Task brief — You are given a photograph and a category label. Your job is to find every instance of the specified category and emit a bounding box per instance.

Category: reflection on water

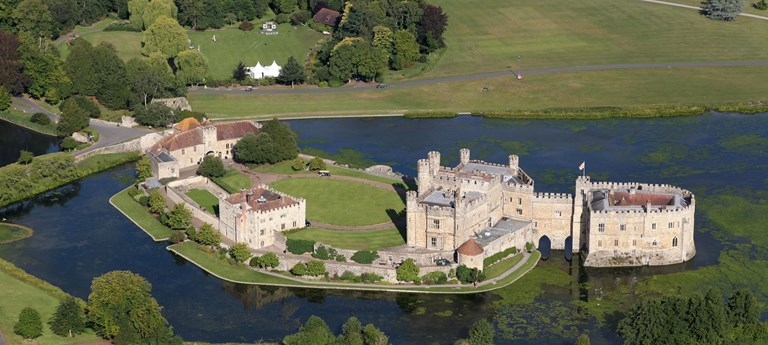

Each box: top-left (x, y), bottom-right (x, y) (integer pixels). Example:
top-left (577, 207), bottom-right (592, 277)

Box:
top-left (0, 113), bottom-right (767, 344)
top-left (0, 119), bottom-right (59, 166)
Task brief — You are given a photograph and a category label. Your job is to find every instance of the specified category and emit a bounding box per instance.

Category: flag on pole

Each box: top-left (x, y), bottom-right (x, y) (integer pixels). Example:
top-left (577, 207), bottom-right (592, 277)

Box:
top-left (578, 161), bottom-right (585, 171)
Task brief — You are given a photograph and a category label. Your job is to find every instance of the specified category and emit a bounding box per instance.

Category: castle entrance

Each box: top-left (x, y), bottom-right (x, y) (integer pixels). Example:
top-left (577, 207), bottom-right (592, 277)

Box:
top-left (564, 236), bottom-right (573, 261)
top-left (538, 235), bottom-right (551, 259)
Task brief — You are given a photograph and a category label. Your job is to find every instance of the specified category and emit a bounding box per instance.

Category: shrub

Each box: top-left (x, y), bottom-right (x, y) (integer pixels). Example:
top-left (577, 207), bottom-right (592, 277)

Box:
top-left (290, 262), bottom-right (307, 275)
top-left (421, 271), bottom-right (447, 285)
top-left (256, 252), bottom-right (279, 268)
top-left (305, 260), bottom-right (326, 276)
top-left (198, 155), bottom-right (225, 178)
top-left (351, 250), bottom-right (379, 264)
top-left (308, 157), bottom-right (327, 171)
top-left (239, 21), bottom-right (254, 31)
top-left (456, 265), bottom-right (485, 284)
top-left (483, 247), bottom-right (516, 268)
top-left (59, 137), bottom-right (80, 151)
top-left (275, 13), bottom-right (290, 24)
top-left (159, 212), bottom-right (169, 226)
top-left (290, 10), bottom-right (311, 25)
top-left (756, 0), bottom-right (768, 9)
top-left (185, 227), bottom-right (197, 242)
top-left (525, 242), bottom-right (534, 252)
top-left (396, 258), bottom-right (419, 282)
top-left (148, 190), bottom-right (165, 214)
top-left (286, 238), bottom-right (315, 255)
top-left (138, 195), bottom-right (149, 206)
top-left (30, 113), bottom-right (51, 125)
top-left (229, 242), bottom-right (251, 263)
top-left (127, 186), bottom-right (142, 198)
top-left (249, 256), bottom-right (260, 267)
top-left (196, 223), bottom-right (221, 248)
top-left (340, 271), bottom-right (356, 281)
top-left (291, 157), bottom-right (305, 171)
top-left (17, 150), bottom-right (33, 165)
top-left (14, 307), bottom-right (42, 340)
top-left (103, 21), bottom-right (142, 31)
top-left (167, 204), bottom-right (192, 230)
top-left (335, 254), bottom-right (345, 262)
top-left (169, 230), bottom-right (185, 244)
top-left (359, 272), bottom-right (383, 283)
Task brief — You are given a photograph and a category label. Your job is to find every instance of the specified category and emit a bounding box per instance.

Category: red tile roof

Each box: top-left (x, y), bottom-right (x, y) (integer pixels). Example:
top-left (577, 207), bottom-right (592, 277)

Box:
top-left (313, 8), bottom-right (341, 26)
top-left (226, 188), bottom-right (297, 212)
top-left (610, 192), bottom-right (675, 206)
top-left (215, 121), bottom-right (260, 141)
top-left (457, 238), bottom-right (484, 256)
top-left (158, 130), bottom-right (203, 152)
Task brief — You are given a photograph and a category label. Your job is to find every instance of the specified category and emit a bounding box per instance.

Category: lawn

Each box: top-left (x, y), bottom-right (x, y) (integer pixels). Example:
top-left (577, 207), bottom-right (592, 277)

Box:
top-left (211, 169), bottom-right (251, 193)
top-left (269, 178), bottom-right (405, 226)
top-left (484, 254), bottom-right (524, 280)
top-left (58, 30), bottom-right (144, 61)
top-left (187, 26), bottom-right (324, 80)
top-left (0, 109), bottom-right (57, 136)
top-left (110, 187), bottom-right (173, 241)
top-left (189, 66), bottom-right (768, 117)
top-left (0, 261), bottom-right (101, 345)
top-left (428, 0), bottom-right (768, 78)
top-left (76, 151), bottom-right (141, 173)
top-left (250, 160), bottom-right (408, 188)
top-left (0, 223), bottom-right (32, 244)
top-left (186, 188), bottom-right (219, 215)
top-left (285, 227), bottom-right (405, 250)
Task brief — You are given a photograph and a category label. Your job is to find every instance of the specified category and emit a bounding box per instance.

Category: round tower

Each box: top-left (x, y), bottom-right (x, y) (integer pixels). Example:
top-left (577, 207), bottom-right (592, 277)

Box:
top-left (460, 148), bottom-right (470, 165)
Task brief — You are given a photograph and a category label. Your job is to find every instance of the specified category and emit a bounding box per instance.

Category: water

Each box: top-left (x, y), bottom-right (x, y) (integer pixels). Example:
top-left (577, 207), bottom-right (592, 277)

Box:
top-left (0, 119), bottom-right (59, 166)
top-left (1, 113), bottom-right (766, 344)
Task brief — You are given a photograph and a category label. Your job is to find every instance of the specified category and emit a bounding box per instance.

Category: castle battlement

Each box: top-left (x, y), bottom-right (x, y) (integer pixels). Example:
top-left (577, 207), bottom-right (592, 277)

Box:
top-left (504, 183), bottom-right (534, 193)
top-left (587, 181), bottom-right (693, 197)
top-left (534, 192), bottom-right (573, 203)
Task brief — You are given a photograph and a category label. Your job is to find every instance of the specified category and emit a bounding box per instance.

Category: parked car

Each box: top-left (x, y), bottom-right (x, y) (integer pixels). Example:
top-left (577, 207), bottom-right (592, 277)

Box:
top-left (305, 219), bottom-right (311, 227)
top-left (436, 258), bottom-right (451, 266)
top-left (245, 86), bottom-right (253, 92)
top-left (376, 83), bottom-right (388, 89)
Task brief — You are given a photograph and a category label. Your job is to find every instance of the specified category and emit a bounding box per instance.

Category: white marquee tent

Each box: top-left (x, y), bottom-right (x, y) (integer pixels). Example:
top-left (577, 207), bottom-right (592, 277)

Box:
top-left (247, 61), bottom-right (282, 79)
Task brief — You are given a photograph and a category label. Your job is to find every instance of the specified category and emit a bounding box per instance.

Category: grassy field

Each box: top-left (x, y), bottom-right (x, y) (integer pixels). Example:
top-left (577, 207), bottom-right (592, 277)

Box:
top-left (0, 223), bottom-right (32, 244)
top-left (76, 151), bottom-right (141, 174)
top-left (250, 160), bottom-right (407, 187)
top-left (660, 0), bottom-right (768, 16)
top-left (269, 179), bottom-right (404, 226)
top-left (484, 254), bottom-right (524, 280)
top-left (0, 262), bottom-right (101, 345)
top-left (186, 188), bottom-right (219, 215)
top-left (190, 66), bottom-right (768, 117)
top-left (187, 26), bottom-right (324, 80)
top-left (285, 227), bottom-right (405, 250)
top-left (110, 188), bottom-right (173, 241)
top-left (0, 109), bottom-right (57, 136)
top-left (59, 30), bottom-right (144, 61)
top-left (428, 0), bottom-right (768, 78)
top-left (211, 169), bottom-right (251, 193)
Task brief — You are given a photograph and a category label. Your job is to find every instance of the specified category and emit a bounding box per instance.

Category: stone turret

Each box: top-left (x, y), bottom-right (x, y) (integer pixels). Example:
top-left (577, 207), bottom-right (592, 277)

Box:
top-left (571, 175), bottom-right (591, 253)
top-left (406, 190), bottom-right (418, 245)
top-left (428, 151), bottom-right (441, 174)
top-left (417, 159), bottom-right (432, 194)
top-left (460, 148), bottom-right (470, 165)
top-left (201, 125), bottom-right (217, 148)
top-left (509, 155), bottom-right (519, 175)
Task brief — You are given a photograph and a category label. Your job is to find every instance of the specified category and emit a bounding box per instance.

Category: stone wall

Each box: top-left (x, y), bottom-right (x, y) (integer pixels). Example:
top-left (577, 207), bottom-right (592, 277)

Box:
top-left (531, 192), bottom-right (574, 251)
top-left (165, 177), bottom-right (221, 229)
top-left (75, 132), bottom-right (164, 162)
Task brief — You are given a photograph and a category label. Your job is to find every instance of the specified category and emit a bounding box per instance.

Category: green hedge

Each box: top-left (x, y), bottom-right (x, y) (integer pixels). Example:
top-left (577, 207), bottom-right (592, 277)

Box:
top-left (421, 271), bottom-right (448, 285)
top-left (286, 238), bottom-right (315, 255)
top-left (404, 111), bottom-right (458, 119)
top-left (480, 105), bottom-right (707, 119)
top-left (351, 250), bottom-right (379, 264)
top-left (484, 247), bottom-right (517, 268)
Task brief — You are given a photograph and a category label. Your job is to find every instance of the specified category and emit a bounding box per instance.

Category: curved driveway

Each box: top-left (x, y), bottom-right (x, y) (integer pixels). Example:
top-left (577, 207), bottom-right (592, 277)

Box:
top-left (191, 60), bottom-right (768, 96)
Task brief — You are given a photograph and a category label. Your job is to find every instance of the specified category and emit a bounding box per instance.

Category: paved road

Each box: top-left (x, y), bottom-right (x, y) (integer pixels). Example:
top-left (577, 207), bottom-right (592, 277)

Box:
top-left (0, 330), bottom-right (6, 345)
top-left (641, 0), bottom-right (768, 20)
top-left (191, 60), bottom-right (768, 96)
top-left (12, 97), bottom-right (152, 156)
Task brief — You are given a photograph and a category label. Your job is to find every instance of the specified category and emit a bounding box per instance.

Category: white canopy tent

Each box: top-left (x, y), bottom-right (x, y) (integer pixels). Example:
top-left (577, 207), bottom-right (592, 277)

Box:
top-left (247, 61), bottom-right (282, 79)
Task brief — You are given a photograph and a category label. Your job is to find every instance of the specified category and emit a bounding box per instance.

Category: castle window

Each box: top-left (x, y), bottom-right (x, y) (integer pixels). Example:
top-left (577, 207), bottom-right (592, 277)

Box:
top-left (516, 208), bottom-right (523, 215)
top-left (614, 239), bottom-right (619, 246)
top-left (260, 229), bottom-right (265, 235)
top-left (190, 158), bottom-right (193, 163)
top-left (182, 149), bottom-right (185, 155)
top-left (652, 223), bottom-right (656, 230)
top-left (193, 146), bottom-right (196, 152)
top-left (620, 224), bottom-right (626, 231)
top-left (281, 223), bottom-right (285, 230)
top-left (652, 240), bottom-right (658, 246)
top-left (293, 221), bottom-right (297, 227)
top-left (533, 222), bottom-right (538, 228)
top-left (555, 211), bottom-right (562, 217)
top-left (668, 222), bottom-right (674, 229)
top-left (260, 240), bottom-right (264, 247)
top-left (632, 239), bottom-right (637, 246)
top-left (598, 240), bottom-right (602, 247)
top-left (672, 237), bottom-right (678, 247)
top-left (430, 237), bottom-right (441, 249)
top-left (430, 219), bottom-right (441, 229)
top-left (598, 223), bottom-right (605, 232)
top-left (517, 198), bottom-right (522, 205)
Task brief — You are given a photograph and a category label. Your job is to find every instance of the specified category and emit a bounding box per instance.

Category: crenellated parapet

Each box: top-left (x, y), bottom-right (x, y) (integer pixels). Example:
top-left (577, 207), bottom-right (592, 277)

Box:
top-left (504, 182), bottom-right (534, 194)
top-left (534, 192), bottom-right (573, 203)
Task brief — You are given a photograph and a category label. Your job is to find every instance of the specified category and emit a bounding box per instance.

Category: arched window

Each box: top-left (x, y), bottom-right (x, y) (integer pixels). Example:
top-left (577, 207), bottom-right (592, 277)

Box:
top-left (652, 240), bottom-right (657, 246)
top-left (672, 237), bottom-right (678, 247)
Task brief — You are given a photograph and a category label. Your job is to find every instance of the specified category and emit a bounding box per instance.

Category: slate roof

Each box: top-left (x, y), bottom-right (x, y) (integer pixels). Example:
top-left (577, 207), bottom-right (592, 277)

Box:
top-left (215, 121), bottom-right (260, 141)
top-left (313, 8), bottom-right (341, 26)
top-left (457, 238), bottom-right (484, 256)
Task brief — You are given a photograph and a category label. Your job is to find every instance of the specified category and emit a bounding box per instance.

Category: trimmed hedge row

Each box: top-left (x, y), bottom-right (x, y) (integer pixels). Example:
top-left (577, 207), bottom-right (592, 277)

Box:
top-left (351, 250), bottom-right (379, 264)
top-left (286, 238), bottom-right (315, 255)
top-left (483, 246), bottom-right (517, 268)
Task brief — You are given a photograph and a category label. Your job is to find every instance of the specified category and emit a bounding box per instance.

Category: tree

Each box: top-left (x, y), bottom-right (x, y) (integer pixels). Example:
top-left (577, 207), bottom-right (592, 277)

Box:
top-left (198, 155), bottom-right (225, 177)
top-left (391, 29), bottom-right (419, 70)
top-left (261, 118), bottom-right (298, 161)
top-left (362, 323), bottom-right (389, 345)
top-left (143, 0), bottom-right (178, 28)
top-left (175, 50), bottom-right (209, 85)
top-left (283, 316), bottom-right (336, 345)
top-left (305, 260), bottom-right (327, 275)
top-left (134, 103), bottom-right (175, 127)
top-left (575, 334), bottom-right (590, 345)
top-left (49, 297), bottom-right (86, 337)
top-left (92, 42), bottom-right (131, 109)
top-left (57, 100), bottom-right (90, 137)
top-left (17, 150), bottom-right (33, 164)
top-left (256, 252), bottom-right (279, 268)
top-left (232, 61), bottom-right (248, 81)
top-left (233, 132), bottom-right (277, 164)
top-left (128, 0), bottom-right (148, 28)
top-left (142, 16), bottom-right (188, 58)
top-left (468, 319), bottom-right (494, 345)
top-left (396, 258), bottom-right (419, 282)
top-left (87, 271), bottom-right (173, 341)
top-left (0, 31), bottom-right (28, 95)
top-left (136, 155), bottom-right (153, 181)
top-left (372, 25), bottom-right (394, 55)
top-left (65, 39), bottom-right (99, 96)
top-left (11, 0), bottom-right (57, 38)
top-left (0, 85), bottom-right (10, 111)
top-left (196, 223), bottom-right (221, 248)
top-left (291, 157), bottom-right (305, 171)
top-left (61, 96), bottom-right (101, 118)
top-left (277, 56), bottom-right (306, 87)
top-left (167, 203), bottom-right (192, 230)
top-left (126, 57), bottom-right (180, 108)
top-left (308, 157), bottom-right (327, 171)
top-left (339, 317), bottom-right (364, 345)
top-left (148, 189), bottom-right (166, 213)
top-left (13, 307), bottom-right (42, 340)
top-left (702, 0), bottom-right (744, 20)
top-left (229, 242), bottom-right (251, 263)
top-left (417, 4), bottom-right (448, 52)
top-left (17, 34), bottom-right (71, 101)
top-left (727, 289), bottom-right (759, 325)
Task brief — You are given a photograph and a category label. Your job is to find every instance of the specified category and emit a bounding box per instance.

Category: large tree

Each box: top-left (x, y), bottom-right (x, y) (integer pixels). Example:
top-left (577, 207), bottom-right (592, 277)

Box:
top-left (48, 297), bottom-right (87, 337)
top-left (57, 98), bottom-right (91, 137)
top-left (391, 29), bottom-right (419, 70)
top-left (261, 118), bottom-right (298, 161)
top-left (174, 49), bottom-right (209, 85)
top-left (13, 307), bottom-right (43, 340)
top-left (142, 15), bottom-right (188, 58)
top-left (468, 319), bottom-right (494, 345)
top-left (87, 271), bottom-right (174, 342)
top-left (233, 132), bottom-right (277, 164)
top-left (283, 316), bottom-right (336, 345)
top-left (166, 203), bottom-right (192, 230)
top-left (197, 155), bottom-right (224, 177)
top-left (92, 42), bottom-right (130, 109)
top-left (196, 223), bottom-right (221, 248)
top-left (0, 31), bottom-right (29, 94)
top-left (702, 0), bottom-right (744, 20)
top-left (18, 34), bottom-right (71, 101)
top-left (395, 258), bottom-right (419, 282)
top-left (126, 56), bottom-right (181, 108)
top-left (134, 102), bottom-right (175, 127)
top-left (65, 39), bottom-right (100, 96)
top-left (276, 56), bottom-right (305, 87)
top-left (0, 86), bottom-right (10, 111)
top-left (11, 0), bottom-right (57, 38)
top-left (142, 0), bottom-right (177, 28)
top-left (417, 4), bottom-right (447, 52)
top-left (232, 61), bottom-right (248, 81)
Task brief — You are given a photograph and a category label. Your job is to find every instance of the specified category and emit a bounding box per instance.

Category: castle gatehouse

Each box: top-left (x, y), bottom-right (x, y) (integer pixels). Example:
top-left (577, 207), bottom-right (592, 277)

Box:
top-left (406, 149), bottom-right (696, 267)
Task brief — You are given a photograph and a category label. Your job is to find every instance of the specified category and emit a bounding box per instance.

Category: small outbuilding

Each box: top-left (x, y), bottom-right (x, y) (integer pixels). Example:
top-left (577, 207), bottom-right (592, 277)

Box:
top-left (313, 8), bottom-right (341, 27)
top-left (457, 238), bottom-right (484, 271)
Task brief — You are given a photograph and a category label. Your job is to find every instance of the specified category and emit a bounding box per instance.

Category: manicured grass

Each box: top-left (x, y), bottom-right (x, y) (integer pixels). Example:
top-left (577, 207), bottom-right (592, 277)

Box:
top-left (186, 188), bottom-right (219, 215)
top-left (270, 179), bottom-right (405, 226)
top-left (58, 31), bottom-right (144, 61)
top-left (429, 0), bottom-right (768, 78)
top-left (169, 241), bottom-right (302, 285)
top-left (187, 26), bottom-right (324, 80)
top-left (73, 17), bottom-right (117, 34)
top-left (189, 66), bottom-right (768, 118)
top-left (0, 109), bottom-right (57, 136)
top-left (285, 227), bottom-right (405, 250)
top-left (110, 188), bottom-right (173, 241)
top-left (484, 254), bottom-right (524, 280)
top-left (211, 169), bottom-right (251, 193)
top-left (658, 0), bottom-right (768, 16)
top-left (0, 260), bottom-right (101, 345)
top-left (0, 223), bottom-right (32, 244)
top-left (76, 151), bottom-right (141, 173)
top-left (250, 160), bottom-right (407, 187)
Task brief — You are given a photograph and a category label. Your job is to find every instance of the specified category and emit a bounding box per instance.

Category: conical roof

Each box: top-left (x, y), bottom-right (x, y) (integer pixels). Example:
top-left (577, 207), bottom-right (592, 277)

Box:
top-left (457, 238), bottom-right (484, 256)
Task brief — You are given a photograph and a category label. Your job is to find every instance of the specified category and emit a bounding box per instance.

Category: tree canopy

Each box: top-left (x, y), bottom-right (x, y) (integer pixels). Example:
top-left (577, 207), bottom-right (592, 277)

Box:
top-left (396, 258), bottom-right (419, 282)
top-left (233, 132), bottom-right (277, 164)
top-left (702, 0), bottom-right (744, 20)
top-left (175, 49), bottom-right (209, 85)
top-left (261, 118), bottom-right (299, 161)
top-left (49, 297), bottom-right (87, 337)
top-left (13, 307), bottom-right (43, 340)
top-left (276, 56), bottom-right (306, 87)
top-left (142, 15), bottom-right (188, 58)
top-left (198, 155), bottom-right (225, 177)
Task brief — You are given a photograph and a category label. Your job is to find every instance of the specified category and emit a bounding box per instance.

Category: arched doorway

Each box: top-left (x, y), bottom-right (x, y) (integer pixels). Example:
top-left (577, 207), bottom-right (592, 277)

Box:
top-left (564, 236), bottom-right (573, 261)
top-left (538, 235), bottom-right (552, 260)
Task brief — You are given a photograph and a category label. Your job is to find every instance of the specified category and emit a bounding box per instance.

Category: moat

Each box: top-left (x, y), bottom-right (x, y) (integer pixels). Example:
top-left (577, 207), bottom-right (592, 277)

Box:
top-left (1, 113), bottom-right (767, 344)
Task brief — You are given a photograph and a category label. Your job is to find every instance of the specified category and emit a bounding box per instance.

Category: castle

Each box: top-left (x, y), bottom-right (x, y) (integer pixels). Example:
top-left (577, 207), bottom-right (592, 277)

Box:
top-left (406, 149), bottom-right (695, 268)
